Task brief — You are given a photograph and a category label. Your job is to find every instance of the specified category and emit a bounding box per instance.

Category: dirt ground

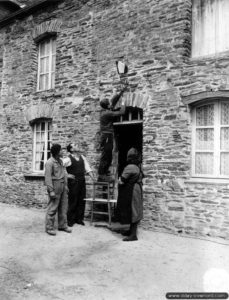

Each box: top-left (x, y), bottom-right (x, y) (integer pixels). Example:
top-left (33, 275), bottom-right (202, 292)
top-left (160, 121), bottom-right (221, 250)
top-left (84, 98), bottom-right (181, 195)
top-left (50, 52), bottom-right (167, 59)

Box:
top-left (1, 203), bottom-right (229, 300)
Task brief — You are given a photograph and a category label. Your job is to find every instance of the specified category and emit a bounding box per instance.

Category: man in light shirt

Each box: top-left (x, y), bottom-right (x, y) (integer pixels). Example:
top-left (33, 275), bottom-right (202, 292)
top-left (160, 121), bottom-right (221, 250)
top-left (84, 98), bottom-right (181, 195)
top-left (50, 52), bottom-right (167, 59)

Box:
top-left (63, 143), bottom-right (94, 227)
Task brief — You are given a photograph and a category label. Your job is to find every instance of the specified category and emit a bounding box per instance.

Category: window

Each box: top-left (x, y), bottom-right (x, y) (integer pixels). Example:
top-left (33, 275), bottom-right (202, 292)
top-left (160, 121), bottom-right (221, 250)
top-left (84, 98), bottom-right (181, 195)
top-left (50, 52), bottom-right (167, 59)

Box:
top-left (115, 107), bottom-right (143, 124)
top-left (37, 37), bottom-right (56, 91)
top-left (192, 0), bottom-right (229, 57)
top-left (33, 120), bottom-right (52, 172)
top-left (192, 100), bottom-right (229, 177)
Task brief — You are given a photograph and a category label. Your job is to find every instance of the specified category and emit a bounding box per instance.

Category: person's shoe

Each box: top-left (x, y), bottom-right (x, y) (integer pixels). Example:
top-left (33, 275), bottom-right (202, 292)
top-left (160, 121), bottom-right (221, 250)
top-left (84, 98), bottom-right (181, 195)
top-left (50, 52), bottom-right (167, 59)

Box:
top-left (76, 221), bottom-right (85, 226)
top-left (110, 228), bottom-right (122, 234)
top-left (58, 227), bottom-right (72, 233)
top-left (46, 230), bottom-right (56, 236)
top-left (68, 223), bottom-right (74, 227)
top-left (123, 235), bottom-right (138, 242)
top-left (121, 230), bottom-right (131, 236)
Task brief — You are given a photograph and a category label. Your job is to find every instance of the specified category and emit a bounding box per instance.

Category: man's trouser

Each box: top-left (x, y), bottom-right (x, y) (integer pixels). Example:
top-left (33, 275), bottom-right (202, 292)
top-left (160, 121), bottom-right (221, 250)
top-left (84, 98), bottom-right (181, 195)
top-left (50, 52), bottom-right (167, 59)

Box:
top-left (45, 180), bottom-right (68, 231)
top-left (98, 132), bottom-right (113, 175)
top-left (67, 178), bottom-right (86, 226)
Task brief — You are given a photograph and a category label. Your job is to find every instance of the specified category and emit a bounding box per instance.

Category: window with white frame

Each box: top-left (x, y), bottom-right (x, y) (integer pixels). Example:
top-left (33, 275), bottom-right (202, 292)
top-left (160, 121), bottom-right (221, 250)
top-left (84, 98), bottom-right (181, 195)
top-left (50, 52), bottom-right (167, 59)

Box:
top-left (115, 107), bottom-right (143, 124)
top-left (37, 37), bottom-right (56, 91)
top-left (192, 100), bottom-right (229, 177)
top-left (33, 120), bottom-right (52, 172)
top-left (192, 0), bottom-right (229, 57)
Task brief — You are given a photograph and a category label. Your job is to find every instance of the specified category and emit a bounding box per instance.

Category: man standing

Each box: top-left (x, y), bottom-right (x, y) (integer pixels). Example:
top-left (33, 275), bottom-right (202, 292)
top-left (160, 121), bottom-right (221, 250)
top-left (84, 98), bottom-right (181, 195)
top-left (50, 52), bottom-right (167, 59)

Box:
top-left (98, 88), bottom-right (127, 181)
top-left (45, 144), bottom-right (72, 236)
top-left (64, 143), bottom-right (94, 227)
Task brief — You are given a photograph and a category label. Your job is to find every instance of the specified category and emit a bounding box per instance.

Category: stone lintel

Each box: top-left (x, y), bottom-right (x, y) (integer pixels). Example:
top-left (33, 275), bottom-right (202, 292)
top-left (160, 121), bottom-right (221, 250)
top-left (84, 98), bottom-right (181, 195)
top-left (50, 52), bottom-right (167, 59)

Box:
top-left (183, 90), bottom-right (229, 105)
top-left (25, 103), bottom-right (56, 124)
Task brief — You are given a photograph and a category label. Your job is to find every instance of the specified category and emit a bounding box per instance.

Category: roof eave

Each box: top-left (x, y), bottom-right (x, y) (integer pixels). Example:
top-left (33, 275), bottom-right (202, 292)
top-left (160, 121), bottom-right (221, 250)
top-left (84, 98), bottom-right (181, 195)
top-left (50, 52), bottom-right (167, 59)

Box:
top-left (0, 0), bottom-right (63, 27)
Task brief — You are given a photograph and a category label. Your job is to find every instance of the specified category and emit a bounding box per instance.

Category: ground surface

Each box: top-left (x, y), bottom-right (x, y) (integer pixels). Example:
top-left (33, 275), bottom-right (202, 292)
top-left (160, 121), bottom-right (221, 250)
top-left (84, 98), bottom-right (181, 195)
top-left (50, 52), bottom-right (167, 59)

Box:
top-left (1, 203), bottom-right (229, 300)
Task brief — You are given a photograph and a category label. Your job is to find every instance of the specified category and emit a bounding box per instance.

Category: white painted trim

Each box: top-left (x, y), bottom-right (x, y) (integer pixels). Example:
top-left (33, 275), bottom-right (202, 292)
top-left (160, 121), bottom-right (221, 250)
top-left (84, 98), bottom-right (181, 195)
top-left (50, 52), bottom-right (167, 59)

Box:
top-left (185, 177), bottom-right (229, 185)
top-left (113, 120), bottom-right (143, 126)
top-left (191, 100), bottom-right (229, 179)
top-left (214, 101), bottom-right (220, 175)
top-left (37, 38), bottom-right (56, 91)
top-left (32, 120), bottom-right (52, 172)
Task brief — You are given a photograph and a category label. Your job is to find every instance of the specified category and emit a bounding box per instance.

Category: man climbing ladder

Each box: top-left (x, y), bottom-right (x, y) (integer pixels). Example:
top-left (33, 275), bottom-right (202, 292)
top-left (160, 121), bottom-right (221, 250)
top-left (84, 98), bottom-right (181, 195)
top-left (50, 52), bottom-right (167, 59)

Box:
top-left (98, 88), bottom-right (127, 182)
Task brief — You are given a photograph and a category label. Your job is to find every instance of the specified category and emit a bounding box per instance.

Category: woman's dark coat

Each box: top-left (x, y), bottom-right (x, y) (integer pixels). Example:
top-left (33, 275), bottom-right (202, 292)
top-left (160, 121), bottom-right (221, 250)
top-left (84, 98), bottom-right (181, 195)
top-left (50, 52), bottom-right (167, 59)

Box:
top-left (116, 164), bottom-right (143, 224)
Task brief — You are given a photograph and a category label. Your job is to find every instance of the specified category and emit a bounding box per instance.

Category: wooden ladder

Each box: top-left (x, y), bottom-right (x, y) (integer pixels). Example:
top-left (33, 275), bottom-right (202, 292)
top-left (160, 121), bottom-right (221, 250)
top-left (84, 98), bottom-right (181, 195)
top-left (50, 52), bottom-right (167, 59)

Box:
top-left (84, 181), bottom-right (117, 226)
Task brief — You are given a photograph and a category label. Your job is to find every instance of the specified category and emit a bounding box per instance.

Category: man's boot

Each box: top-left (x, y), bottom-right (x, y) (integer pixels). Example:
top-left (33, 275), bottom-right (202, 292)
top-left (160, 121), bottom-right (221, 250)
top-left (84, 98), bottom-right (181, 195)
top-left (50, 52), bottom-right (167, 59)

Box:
top-left (121, 225), bottom-right (131, 236)
top-left (123, 222), bottom-right (138, 241)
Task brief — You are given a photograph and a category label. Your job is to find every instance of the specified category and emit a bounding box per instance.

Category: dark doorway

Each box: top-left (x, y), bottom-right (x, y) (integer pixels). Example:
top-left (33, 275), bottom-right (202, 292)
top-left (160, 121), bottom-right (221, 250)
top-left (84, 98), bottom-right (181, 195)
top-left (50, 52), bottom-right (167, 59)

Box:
top-left (114, 122), bottom-right (143, 176)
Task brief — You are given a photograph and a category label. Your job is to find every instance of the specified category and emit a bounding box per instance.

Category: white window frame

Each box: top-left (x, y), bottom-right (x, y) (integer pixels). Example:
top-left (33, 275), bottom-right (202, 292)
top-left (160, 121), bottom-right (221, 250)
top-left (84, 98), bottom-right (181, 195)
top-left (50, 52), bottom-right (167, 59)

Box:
top-left (32, 120), bottom-right (52, 173)
top-left (114, 107), bottom-right (143, 125)
top-left (37, 37), bottom-right (56, 91)
top-left (191, 100), bottom-right (229, 178)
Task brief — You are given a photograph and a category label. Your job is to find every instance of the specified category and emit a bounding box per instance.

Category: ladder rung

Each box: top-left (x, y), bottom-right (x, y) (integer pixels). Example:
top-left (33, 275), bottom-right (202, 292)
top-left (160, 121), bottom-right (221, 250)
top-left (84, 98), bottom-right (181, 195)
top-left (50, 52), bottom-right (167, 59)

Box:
top-left (91, 211), bottom-right (109, 215)
top-left (84, 198), bottom-right (116, 203)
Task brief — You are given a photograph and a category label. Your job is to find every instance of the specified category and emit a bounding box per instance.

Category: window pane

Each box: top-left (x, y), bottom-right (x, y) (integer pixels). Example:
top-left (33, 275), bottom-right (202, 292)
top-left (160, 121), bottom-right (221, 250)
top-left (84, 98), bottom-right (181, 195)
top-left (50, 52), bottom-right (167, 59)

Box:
top-left (221, 127), bottom-right (229, 150)
top-left (195, 153), bottom-right (214, 174)
top-left (221, 102), bottom-right (229, 125)
top-left (35, 162), bottom-right (40, 170)
top-left (40, 161), bottom-right (44, 171)
top-left (36, 143), bottom-right (42, 152)
top-left (196, 104), bottom-right (214, 126)
top-left (51, 39), bottom-right (56, 53)
top-left (196, 128), bottom-right (214, 150)
top-left (221, 152), bottom-right (229, 175)
top-left (51, 55), bottom-right (56, 72)
top-left (41, 122), bottom-right (45, 131)
top-left (36, 123), bottom-right (41, 132)
top-left (45, 40), bottom-right (50, 55)
top-left (41, 132), bottom-right (45, 143)
top-left (40, 58), bottom-right (45, 73)
top-left (51, 73), bottom-right (55, 88)
top-left (35, 132), bottom-right (41, 142)
top-left (40, 42), bottom-right (46, 56)
top-left (48, 122), bottom-right (52, 131)
top-left (44, 74), bottom-right (49, 90)
top-left (48, 131), bottom-right (51, 141)
top-left (35, 152), bottom-right (41, 161)
top-left (39, 75), bottom-right (45, 91)
top-left (45, 57), bottom-right (49, 73)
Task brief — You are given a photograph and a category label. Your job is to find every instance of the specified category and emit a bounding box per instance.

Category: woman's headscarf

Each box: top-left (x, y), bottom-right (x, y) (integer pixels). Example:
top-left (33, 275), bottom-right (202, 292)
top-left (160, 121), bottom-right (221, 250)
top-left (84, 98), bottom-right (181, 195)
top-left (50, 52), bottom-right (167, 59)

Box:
top-left (127, 148), bottom-right (140, 165)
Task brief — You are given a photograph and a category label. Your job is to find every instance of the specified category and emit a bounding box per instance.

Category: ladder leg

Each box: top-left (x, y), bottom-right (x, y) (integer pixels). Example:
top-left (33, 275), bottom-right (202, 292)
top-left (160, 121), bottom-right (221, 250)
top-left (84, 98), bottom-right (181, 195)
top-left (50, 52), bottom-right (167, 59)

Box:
top-left (90, 183), bottom-right (95, 225)
top-left (108, 202), bottom-right (111, 226)
top-left (90, 201), bottom-right (94, 225)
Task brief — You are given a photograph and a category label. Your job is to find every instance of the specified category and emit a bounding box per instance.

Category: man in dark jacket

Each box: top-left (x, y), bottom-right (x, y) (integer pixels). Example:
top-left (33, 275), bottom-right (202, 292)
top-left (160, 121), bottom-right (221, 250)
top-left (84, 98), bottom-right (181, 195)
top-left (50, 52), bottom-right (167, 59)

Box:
top-left (98, 88), bottom-right (127, 181)
top-left (63, 143), bottom-right (94, 227)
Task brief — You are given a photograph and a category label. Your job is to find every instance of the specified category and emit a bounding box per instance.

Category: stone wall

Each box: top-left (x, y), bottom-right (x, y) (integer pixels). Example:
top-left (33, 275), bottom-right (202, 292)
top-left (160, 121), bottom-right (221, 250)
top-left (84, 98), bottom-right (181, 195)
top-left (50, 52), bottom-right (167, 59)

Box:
top-left (1, 0), bottom-right (229, 239)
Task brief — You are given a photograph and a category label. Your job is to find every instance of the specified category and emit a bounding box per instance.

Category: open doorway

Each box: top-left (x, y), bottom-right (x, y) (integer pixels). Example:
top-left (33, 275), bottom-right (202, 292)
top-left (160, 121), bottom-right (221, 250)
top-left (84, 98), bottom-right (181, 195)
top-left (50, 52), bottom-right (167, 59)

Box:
top-left (114, 123), bottom-right (143, 176)
top-left (113, 106), bottom-right (143, 177)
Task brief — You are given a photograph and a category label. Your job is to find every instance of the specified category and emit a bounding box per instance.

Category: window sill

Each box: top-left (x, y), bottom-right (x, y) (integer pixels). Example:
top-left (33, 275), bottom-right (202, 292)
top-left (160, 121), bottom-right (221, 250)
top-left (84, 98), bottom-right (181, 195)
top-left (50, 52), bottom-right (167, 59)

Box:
top-left (34, 89), bottom-right (56, 94)
top-left (24, 172), bottom-right (45, 180)
top-left (190, 50), bottom-right (229, 63)
top-left (185, 177), bottom-right (229, 185)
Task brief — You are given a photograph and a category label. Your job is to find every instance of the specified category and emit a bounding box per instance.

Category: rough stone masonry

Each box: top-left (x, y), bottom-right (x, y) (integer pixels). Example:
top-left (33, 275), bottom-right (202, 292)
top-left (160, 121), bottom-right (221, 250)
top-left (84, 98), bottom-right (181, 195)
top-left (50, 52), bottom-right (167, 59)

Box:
top-left (1, 0), bottom-right (229, 239)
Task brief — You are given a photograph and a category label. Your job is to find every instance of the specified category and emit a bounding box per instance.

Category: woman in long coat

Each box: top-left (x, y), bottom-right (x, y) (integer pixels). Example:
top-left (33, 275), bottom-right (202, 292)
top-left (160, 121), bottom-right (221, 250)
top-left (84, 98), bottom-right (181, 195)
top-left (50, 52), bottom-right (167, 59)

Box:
top-left (116, 148), bottom-right (144, 241)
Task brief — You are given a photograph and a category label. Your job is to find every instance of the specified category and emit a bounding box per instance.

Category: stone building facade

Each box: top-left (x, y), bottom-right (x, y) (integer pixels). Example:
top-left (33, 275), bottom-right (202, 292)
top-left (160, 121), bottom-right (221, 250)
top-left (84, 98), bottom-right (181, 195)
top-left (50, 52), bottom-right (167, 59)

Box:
top-left (1, 0), bottom-right (229, 239)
